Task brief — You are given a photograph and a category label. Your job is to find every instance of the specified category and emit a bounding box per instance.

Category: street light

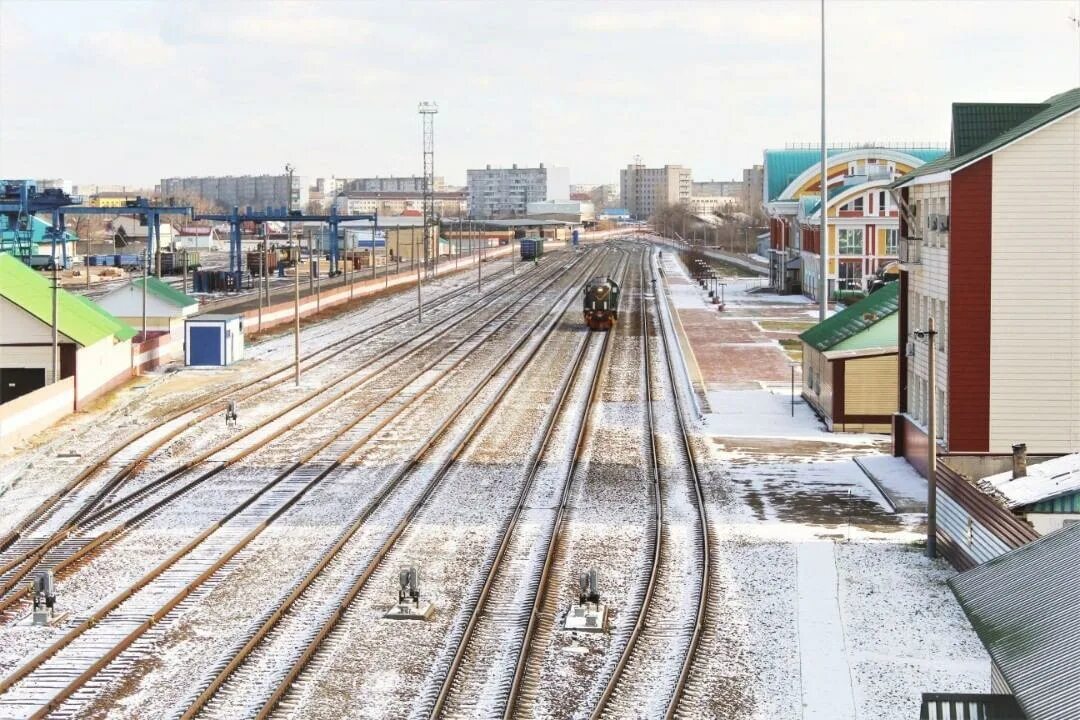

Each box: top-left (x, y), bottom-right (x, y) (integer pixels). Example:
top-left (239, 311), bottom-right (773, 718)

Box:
top-left (913, 317), bottom-right (939, 558)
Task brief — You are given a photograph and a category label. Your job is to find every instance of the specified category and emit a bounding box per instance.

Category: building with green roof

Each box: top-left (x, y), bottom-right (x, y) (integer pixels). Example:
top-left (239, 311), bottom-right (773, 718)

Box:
top-left (891, 87), bottom-right (1080, 472)
top-left (0, 252), bottom-right (135, 404)
top-left (96, 275), bottom-right (199, 335)
top-left (799, 282), bottom-right (899, 433)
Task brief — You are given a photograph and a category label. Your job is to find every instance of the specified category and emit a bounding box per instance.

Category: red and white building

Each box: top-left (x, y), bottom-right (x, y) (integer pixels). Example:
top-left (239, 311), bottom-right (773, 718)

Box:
top-left (892, 88), bottom-right (1080, 469)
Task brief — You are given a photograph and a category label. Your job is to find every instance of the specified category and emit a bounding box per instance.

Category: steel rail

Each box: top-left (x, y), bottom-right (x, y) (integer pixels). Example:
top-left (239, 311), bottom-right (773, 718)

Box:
top-left (176, 250), bottom-right (613, 720)
top-left (0, 260), bottom-right (526, 556)
top-left (649, 247), bottom-right (711, 720)
top-left (0, 260), bottom-right (565, 615)
top-left (495, 246), bottom-right (650, 720)
top-left (426, 255), bottom-right (625, 720)
top-left (588, 246), bottom-right (664, 720)
top-left (0, 251), bottom-right (592, 719)
top-left (248, 251), bottom-right (621, 720)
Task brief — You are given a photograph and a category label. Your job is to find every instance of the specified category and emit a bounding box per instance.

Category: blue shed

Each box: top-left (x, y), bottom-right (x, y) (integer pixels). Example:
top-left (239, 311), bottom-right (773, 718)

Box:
top-left (185, 314), bottom-right (244, 366)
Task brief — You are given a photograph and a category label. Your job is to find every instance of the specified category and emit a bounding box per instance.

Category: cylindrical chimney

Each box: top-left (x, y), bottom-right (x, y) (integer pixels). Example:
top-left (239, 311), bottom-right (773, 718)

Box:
top-left (1012, 443), bottom-right (1027, 479)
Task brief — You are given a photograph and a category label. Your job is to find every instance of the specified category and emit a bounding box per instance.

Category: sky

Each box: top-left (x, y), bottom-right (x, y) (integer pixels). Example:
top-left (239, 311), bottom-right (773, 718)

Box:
top-left (1, 0), bottom-right (1078, 189)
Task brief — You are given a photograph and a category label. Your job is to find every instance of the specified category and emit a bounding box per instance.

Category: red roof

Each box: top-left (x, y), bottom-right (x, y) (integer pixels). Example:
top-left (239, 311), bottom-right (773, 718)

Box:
top-left (399, 209), bottom-right (422, 217)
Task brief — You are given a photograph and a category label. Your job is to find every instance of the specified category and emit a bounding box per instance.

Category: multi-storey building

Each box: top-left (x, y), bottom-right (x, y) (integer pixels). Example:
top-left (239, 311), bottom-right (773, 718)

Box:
top-left (620, 163), bottom-right (691, 219)
top-left (343, 176), bottom-right (445, 193)
top-left (891, 88), bottom-right (1080, 463)
top-left (332, 190), bottom-right (467, 217)
top-left (762, 144), bottom-right (946, 295)
top-left (88, 191), bottom-right (141, 208)
top-left (742, 164), bottom-right (764, 216)
top-left (466, 164), bottom-right (570, 218)
top-left (159, 174), bottom-right (308, 211)
top-left (693, 179), bottom-right (745, 198)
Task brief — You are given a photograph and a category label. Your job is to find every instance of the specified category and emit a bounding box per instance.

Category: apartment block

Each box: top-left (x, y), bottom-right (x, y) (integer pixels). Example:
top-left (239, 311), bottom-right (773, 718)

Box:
top-left (466, 164), bottom-right (570, 218)
top-left (160, 174), bottom-right (309, 211)
top-left (343, 176), bottom-right (445, 193)
top-left (619, 163), bottom-right (691, 219)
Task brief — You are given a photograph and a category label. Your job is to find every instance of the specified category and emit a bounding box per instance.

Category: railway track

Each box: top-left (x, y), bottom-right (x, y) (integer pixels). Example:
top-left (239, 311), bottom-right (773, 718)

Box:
top-left (418, 257), bottom-right (627, 720)
top-left (0, 259), bottom-right (525, 556)
top-left (169, 251), bottom-right (622, 720)
top-left (0, 260), bottom-right (559, 618)
top-left (587, 246), bottom-right (710, 720)
top-left (0, 249), bottom-right (603, 719)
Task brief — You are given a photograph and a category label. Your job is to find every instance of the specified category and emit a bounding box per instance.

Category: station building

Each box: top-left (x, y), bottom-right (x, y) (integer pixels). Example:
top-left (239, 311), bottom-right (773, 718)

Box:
top-left (761, 144), bottom-right (946, 297)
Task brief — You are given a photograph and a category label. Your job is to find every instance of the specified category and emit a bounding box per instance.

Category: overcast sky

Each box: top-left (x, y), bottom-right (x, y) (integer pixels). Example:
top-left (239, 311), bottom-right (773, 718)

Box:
top-left (1, 0), bottom-right (1077, 188)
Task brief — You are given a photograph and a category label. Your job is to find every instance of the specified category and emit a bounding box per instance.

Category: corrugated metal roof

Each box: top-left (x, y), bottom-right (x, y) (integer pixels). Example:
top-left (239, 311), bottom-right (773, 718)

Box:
top-left (798, 282), bottom-right (899, 352)
top-left (0, 252), bottom-right (136, 345)
top-left (949, 524), bottom-right (1080, 720)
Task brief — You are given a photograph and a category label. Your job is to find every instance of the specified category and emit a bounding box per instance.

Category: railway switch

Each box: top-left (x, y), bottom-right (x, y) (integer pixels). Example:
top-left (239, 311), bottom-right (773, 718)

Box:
top-left (225, 401), bottom-right (238, 428)
top-left (384, 565), bottom-right (433, 621)
top-left (565, 568), bottom-right (607, 633)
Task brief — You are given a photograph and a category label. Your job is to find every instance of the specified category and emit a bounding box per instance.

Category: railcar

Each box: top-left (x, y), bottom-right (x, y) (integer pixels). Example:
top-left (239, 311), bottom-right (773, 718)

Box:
top-left (583, 276), bottom-right (620, 330)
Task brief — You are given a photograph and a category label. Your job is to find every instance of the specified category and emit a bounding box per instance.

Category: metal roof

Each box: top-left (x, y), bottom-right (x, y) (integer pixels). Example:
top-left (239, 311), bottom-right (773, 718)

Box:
top-left (949, 524), bottom-right (1080, 720)
top-left (798, 282), bottom-right (899, 352)
top-left (981, 453), bottom-right (1080, 509)
top-left (133, 276), bottom-right (198, 308)
top-left (763, 147), bottom-right (945, 201)
top-left (0, 252), bottom-right (135, 345)
top-left (894, 88), bottom-right (1080, 188)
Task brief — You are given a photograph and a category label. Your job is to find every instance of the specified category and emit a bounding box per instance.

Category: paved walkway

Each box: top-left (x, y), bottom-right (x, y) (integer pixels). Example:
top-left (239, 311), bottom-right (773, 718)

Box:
top-left (797, 542), bottom-right (857, 720)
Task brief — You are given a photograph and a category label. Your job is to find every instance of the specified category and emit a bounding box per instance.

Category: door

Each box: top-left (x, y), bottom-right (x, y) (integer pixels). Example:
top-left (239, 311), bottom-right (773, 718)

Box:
top-left (188, 326), bottom-right (222, 366)
top-left (1, 368), bottom-right (47, 404)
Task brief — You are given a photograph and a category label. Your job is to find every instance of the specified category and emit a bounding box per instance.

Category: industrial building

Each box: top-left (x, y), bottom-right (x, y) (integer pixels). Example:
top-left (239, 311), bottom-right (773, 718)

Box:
top-left (525, 200), bottom-right (594, 224)
top-left (332, 190), bottom-right (467, 218)
top-left (160, 174), bottom-right (308, 211)
top-left (619, 162), bottom-right (692, 219)
top-left (466, 164), bottom-right (570, 218)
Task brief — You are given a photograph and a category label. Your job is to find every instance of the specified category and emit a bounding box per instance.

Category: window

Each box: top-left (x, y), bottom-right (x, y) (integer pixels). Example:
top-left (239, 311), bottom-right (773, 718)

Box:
top-left (838, 261), bottom-right (861, 289)
top-left (837, 228), bottom-right (864, 255)
top-left (884, 229), bottom-right (898, 255)
top-left (853, 196), bottom-right (864, 212)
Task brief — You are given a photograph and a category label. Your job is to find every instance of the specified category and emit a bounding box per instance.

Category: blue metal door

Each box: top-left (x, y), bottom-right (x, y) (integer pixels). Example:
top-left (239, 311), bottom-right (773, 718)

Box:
top-left (189, 326), bottom-right (222, 365)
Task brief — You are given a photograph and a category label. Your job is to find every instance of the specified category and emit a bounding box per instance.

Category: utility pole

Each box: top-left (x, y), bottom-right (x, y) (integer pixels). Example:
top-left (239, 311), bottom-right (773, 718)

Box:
top-left (917, 317), bottom-right (939, 558)
top-left (51, 250), bottom-right (58, 385)
top-left (287, 162), bottom-right (299, 387)
top-left (819, 0), bottom-right (828, 322)
top-left (416, 225), bottom-right (423, 322)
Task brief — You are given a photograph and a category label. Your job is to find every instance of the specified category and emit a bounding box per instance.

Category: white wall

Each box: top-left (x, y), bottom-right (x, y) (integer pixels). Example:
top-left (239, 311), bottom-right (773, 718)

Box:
top-left (0, 296), bottom-right (76, 384)
top-left (545, 166), bottom-right (571, 201)
top-left (1025, 513), bottom-right (1080, 535)
top-left (989, 111), bottom-right (1080, 452)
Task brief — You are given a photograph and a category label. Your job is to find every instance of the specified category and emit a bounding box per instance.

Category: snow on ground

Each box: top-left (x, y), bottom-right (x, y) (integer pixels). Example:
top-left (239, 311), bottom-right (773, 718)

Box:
top-left (855, 455), bottom-right (928, 513)
top-left (704, 387), bottom-right (879, 445)
top-left (655, 241), bottom-right (989, 720)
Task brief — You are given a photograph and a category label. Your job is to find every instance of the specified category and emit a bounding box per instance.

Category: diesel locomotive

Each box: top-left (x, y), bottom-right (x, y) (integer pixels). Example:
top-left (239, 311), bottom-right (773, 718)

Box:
top-left (583, 276), bottom-right (620, 330)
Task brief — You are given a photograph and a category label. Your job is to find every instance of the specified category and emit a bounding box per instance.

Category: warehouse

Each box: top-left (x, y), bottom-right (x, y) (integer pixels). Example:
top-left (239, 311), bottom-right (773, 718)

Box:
top-left (0, 252), bottom-right (135, 405)
top-left (799, 282), bottom-right (899, 433)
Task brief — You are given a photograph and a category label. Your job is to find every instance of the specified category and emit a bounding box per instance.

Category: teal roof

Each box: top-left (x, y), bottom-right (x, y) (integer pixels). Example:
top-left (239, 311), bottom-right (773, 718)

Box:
top-left (799, 282), bottom-right (899, 352)
top-left (133, 276), bottom-right (198, 308)
top-left (764, 147), bottom-right (946, 201)
top-left (895, 88), bottom-right (1080, 188)
top-left (0, 252), bottom-right (136, 345)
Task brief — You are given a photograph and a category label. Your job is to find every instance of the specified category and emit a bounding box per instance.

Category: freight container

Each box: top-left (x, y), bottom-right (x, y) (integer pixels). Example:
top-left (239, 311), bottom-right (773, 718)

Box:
top-left (246, 250), bottom-right (279, 276)
top-left (520, 238), bottom-right (544, 260)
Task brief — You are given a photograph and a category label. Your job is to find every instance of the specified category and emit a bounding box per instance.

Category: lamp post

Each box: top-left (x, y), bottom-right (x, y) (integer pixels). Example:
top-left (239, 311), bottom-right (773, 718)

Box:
top-left (913, 317), bottom-right (938, 558)
top-left (287, 162), bottom-right (299, 387)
